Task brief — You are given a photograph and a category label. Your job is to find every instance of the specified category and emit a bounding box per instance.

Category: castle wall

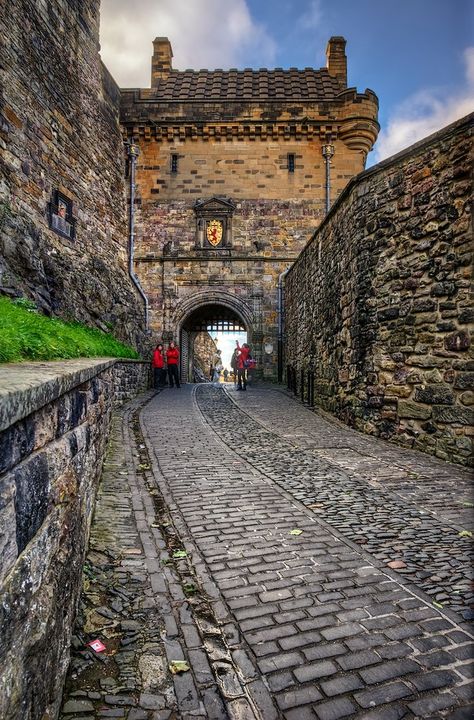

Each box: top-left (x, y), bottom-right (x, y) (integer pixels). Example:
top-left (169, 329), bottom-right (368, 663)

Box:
top-left (285, 115), bottom-right (473, 466)
top-left (134, 126), bottom-right (364, 202)
top-left (0, 359), bottom-right (150, 720)
top-left (0, 0), bottom-right (147, 352)
top-left (134, 195), bottom-right (321, 379)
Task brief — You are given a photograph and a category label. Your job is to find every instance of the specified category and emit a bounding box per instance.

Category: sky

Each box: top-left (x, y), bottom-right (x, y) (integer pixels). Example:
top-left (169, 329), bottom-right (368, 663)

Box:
top-left (100, 0), bottom-right (473, 166)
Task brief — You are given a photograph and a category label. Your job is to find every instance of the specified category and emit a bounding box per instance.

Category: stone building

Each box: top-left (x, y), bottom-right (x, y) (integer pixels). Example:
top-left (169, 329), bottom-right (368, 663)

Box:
top-left (120, 36), bottom-right (379, 380)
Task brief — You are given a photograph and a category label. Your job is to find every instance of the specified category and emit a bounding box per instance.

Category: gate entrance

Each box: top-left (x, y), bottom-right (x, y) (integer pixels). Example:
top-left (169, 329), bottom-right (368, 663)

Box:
top-left (180, 303), bottom-right (247, 383)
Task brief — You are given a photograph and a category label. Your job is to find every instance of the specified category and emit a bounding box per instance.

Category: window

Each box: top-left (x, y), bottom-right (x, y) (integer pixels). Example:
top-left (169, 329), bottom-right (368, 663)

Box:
top-left (288, 153), bottom-right (295, 173)
top-left (171, 154), bottom-right (178, 173)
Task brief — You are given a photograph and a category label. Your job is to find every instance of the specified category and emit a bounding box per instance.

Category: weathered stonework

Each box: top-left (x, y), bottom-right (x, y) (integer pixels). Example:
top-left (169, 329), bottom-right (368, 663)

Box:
top-left (121, 36), bottom-right (379, 377)
top-left (0, 0), bottom-right (147, 352)
top-left (285, 115), bottom-right (473, 466)
top-left (0, 359), bottom-right (150, 720)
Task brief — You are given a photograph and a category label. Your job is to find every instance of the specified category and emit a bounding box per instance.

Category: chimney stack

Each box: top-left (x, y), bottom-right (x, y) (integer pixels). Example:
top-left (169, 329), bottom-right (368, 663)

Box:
top-left (151, 37), bottom-right (173, 87)
top-left (326, 37), bottom-right (347, 87)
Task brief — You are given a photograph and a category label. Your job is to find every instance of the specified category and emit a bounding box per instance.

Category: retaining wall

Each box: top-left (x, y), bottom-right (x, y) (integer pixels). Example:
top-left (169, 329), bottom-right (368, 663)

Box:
top-left (0, 359), bottom-right (150, 720)
top-left (285, 115), bottom-right (473, 466)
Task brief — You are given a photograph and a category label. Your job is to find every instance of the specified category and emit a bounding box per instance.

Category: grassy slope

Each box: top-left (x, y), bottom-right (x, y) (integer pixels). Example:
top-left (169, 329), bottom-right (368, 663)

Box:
top-left (0, 297), bottom-right (140, 363)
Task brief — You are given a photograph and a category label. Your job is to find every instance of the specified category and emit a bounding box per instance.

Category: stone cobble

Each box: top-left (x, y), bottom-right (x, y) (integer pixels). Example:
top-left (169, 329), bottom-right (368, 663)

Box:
top-left (60, 392), bottom-right (234, 719)
top-left (61, 383), bottom-right (473, 719)
top-left (140, 384), bottom-right (473, 718)
top-left (199, 385), bottom-right (474, 618)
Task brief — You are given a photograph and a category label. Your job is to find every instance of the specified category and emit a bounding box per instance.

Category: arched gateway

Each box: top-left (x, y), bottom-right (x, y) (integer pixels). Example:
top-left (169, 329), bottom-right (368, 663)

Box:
top-left (173, 292), bottom-right (254, 382)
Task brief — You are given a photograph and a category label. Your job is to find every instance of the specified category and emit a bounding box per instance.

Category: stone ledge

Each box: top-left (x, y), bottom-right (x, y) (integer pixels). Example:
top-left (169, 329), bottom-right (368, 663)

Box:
top-left (0, 358), bottom-right (118, 432)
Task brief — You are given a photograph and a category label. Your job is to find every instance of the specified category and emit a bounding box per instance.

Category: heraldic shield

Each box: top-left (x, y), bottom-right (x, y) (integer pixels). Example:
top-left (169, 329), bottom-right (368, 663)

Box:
top-left (207, 219), bottom-right (223, 246)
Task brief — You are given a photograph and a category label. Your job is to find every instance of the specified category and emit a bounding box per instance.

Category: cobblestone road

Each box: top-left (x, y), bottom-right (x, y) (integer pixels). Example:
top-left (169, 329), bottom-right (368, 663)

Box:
top-left (61, 384), bottom-right (473, 720)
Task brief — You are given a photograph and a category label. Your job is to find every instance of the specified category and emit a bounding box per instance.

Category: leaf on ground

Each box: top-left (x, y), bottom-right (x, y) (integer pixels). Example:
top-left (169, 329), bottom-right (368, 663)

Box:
top-left (151, 523), bottom-right (160, 528)
top-left (138, 463), bottom-right (150, 470)
top-left (173, 550), bottom-right (187, 559)
top-left (184, 583), bottom-right (197, 596)
top-left (433, 601), bottom-right (444, 609)
top-left (460, 502), bottom-right (474, 508)
top-left (458, 530), bottom-right (473, 538)
top-left (289, 529), bottom-right (303, 536)
top-left (169, 660), bottom-right (190, 674)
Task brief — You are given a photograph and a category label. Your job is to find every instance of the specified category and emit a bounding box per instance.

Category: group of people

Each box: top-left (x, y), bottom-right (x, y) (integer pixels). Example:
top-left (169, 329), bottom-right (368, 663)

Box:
top-left (152, 341), bottom-right (180, 388)
top-left (232, 340), bottom-right (251, 391)
top-left (152, 339), bottom-right (253, 391)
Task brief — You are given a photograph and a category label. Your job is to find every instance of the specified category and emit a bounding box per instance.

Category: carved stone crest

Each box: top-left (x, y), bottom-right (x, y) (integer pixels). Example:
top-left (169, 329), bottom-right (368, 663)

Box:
top-left (193, 197), bottom-right (235, 250)
top-left (206, 219), bottom-right (223, 246)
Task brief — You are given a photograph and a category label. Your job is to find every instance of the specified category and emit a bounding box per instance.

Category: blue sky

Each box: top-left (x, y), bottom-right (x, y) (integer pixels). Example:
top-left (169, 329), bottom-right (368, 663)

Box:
top-left (100, 0), bottom-right (473, 164)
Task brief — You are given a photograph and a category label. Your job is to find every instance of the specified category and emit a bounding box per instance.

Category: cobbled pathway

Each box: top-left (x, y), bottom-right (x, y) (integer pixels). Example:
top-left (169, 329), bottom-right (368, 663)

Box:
top-left (60, 384), bottom-right (473, 720)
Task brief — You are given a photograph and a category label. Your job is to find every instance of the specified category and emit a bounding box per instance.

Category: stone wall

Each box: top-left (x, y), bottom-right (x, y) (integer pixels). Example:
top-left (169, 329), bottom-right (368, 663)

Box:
top-left (0, 358), bottom-right (150, 720)
top-left (135, 198), bottom-right (319, 379)
top-left (285, 115), bottom-right (473, 466)
top-left (0, 0), bottom-right (147, 352)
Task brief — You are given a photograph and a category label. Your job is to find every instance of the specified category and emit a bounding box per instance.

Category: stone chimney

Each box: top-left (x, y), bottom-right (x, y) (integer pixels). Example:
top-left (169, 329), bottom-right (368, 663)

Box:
top-left (326, 36), bottom-right (347, 86)
top-left (151, 37), bottom-right (173, 87)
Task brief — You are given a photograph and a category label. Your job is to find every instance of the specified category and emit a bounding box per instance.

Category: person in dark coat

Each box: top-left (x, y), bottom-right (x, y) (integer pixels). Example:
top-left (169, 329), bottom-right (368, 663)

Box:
top-left (166, 341), bottom-right (180, 388)
top-left (152, 343), bottom-right (166, 388)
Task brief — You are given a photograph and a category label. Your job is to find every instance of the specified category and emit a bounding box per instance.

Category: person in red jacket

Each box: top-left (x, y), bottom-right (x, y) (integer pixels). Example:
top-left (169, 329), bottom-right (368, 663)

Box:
top-left (152, 343), bottom-right (166, 388)
top-left (166, 341), bottom-right (180, 388)
top-left (236, 340), bottom-right (251, 391)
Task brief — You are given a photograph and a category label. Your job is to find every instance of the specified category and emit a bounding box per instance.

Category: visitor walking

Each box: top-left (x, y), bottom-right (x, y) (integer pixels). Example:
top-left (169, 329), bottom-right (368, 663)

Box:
top-left (152, 343), bottom-right (166, 388)
top-left (230, 348), bottom-right (239, 388)
top-left (166, 341), bottom-right (180, 388)
top-left (236, 340), bottom-right (251, 391)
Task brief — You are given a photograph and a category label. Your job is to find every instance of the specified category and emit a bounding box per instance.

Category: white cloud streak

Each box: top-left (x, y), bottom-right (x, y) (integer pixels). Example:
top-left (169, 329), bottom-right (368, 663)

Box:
top-left (99, 0), bottom-right (277, 87)
top-left (373, 47), bottom-right (474, 163)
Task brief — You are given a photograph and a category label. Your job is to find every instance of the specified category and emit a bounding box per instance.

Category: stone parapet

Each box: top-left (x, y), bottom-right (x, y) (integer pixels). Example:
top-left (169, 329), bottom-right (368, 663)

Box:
top-left (0, 358), bottom-right (151, 720)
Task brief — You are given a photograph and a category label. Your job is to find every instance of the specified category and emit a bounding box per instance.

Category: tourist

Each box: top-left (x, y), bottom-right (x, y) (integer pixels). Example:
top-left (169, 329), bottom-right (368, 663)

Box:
top-left (212, 350), bottom-right (223, 382)
top-left (166, 341), bottom-right (180, 388)
top-left (230, 348), bottom-right (239, 387)
top-left (152, 342), bottom-right (166, 388)
top-left (236, 340), bottom-right (251, 391)
top-left (223, 368), bottom-right (229, 382)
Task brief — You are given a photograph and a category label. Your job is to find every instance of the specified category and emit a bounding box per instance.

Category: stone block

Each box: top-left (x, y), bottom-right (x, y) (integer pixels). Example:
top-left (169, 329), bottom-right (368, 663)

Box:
top-left (444, 330), bottom-right (470, 352)
top-left (432, 406), bottom-right (474, 425)
top-left (398, 400), bottom-right (432, 419)
top-left (14, 452), bottom-right (50, 554)
top-left (414, 384), bottom-right (454, 405)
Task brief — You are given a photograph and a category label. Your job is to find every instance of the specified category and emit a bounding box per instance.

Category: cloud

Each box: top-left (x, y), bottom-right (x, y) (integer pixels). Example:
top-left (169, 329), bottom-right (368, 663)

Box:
top-left (373, 47), bottom-right (474, 163)
top-left (99, 0), bottom-right (277, 87)
top-left (295, 0), bottom-right (323, 31)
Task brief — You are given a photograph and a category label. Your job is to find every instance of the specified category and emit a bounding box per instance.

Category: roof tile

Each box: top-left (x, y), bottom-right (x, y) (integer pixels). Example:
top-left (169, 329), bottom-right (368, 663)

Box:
top-left (151, 68), bottom-right (342, 101)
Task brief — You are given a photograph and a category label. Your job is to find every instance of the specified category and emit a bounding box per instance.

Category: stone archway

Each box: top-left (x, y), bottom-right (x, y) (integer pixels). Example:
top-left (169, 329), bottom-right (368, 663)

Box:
top-left (173, 292), bottom-right (255, 382)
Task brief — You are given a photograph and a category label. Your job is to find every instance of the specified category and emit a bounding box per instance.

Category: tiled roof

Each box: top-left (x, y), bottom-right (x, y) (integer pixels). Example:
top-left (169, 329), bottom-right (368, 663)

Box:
top-left (152, 68), bottom-right (343, 101)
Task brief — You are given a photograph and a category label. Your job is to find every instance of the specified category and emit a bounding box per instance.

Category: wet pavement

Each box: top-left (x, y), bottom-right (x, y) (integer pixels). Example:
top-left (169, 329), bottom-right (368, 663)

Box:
top-left (60, 383), bottom-right (473, 719)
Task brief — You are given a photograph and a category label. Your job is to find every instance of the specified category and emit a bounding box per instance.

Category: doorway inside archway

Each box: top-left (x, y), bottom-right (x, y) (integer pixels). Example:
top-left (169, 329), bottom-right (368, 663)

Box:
top-left (180, 303), bottom-right (248, 383)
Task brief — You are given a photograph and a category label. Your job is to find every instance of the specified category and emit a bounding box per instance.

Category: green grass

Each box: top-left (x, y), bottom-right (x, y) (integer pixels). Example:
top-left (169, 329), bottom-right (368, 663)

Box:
top-left (0, 296), bottom-right (140, 363)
